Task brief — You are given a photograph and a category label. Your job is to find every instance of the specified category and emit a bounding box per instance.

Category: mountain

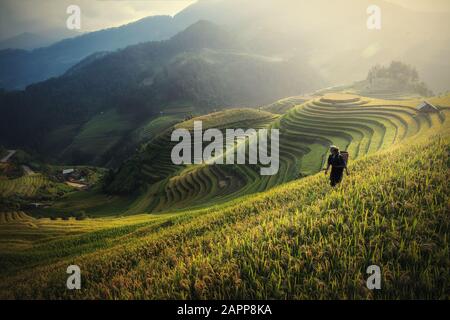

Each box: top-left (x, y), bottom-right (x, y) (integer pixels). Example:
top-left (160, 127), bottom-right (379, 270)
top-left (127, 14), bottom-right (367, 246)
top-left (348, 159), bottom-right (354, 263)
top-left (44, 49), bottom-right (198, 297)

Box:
top-left (2, 0), bottom-right (449, 92)
top-left (0, 0), bottom-right (449, 301)
top-left (1, 0), bottom-right (449, 166)
top-left (0, 15), bottom-right (187, 90)
top-left (0, 21), bottom-right (323, 166)
top-left (0, 33), bottom-right (56, 51)
top-left (174, 0), bottom-right (450, 93)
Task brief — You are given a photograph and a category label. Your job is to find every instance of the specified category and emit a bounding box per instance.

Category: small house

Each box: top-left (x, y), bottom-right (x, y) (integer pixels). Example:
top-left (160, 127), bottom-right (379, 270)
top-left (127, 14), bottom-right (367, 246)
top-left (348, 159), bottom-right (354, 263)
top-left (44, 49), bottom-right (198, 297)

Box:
top-left (416, 101), bottom-right (439, 113)
top-left (62, 168), bottom-right (75, 175)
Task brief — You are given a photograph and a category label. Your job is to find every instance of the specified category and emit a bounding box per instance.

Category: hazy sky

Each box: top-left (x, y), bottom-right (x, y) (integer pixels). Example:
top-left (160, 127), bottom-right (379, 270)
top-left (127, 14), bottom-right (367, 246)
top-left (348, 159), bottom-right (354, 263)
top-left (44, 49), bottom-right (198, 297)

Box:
top-left (385, 0), bottom-right (450, 12)
top-left (1, 0), bottom-right (449, 40)
top-left (0, 0), bottom-right (196, 40)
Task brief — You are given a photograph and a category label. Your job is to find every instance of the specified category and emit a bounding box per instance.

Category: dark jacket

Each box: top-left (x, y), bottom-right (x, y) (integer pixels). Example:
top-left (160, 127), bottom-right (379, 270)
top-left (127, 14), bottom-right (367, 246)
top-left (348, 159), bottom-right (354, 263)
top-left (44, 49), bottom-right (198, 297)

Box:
top-left (328, 153), bottom-right (346, 176)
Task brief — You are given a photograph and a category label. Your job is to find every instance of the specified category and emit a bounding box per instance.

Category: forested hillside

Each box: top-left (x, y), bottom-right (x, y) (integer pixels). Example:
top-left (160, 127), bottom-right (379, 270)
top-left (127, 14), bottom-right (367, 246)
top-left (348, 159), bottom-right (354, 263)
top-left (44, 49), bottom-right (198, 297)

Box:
top-left (0, 21), bottom-right (322, 166)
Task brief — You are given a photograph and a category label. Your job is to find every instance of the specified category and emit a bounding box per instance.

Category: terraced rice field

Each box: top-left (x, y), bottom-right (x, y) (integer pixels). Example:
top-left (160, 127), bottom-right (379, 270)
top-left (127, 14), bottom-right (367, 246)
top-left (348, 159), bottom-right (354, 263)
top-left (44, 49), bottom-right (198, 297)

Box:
top-left (105, 109), bottom-right (279, 213)
top-left (261, 96), bottom-right (309, 114)
top-left (0, 211), bottom-right (168, 252)
top-left (275, 93), bottom-right (444, 176)
top-left (0, 173), bottom-right (48, 198)
top-left (54, 94), bottom-right (447, 216)
top-left (136, 115), bottom-right (184, 142)
top-left (0, 92), bottom-right (449, 299)
top-left (133, 94), bottom-right (445, 213)
top-left (157, 93), bottom-right (446, 212)
top-left (60, 109), bottom-right (136, 165)
top-left (0, 114), bottom-right (448, 299)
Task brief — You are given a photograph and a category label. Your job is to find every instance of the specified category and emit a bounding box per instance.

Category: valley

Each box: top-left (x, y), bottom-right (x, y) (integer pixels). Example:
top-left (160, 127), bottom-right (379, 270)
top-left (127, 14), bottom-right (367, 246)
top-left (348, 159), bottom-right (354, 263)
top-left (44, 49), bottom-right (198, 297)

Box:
top-left (0, 89), bottom-right (449, 299)
top-left (0, 0), bottom-right (449, 301)
top-left (28, 91), bottom-right (446, 216)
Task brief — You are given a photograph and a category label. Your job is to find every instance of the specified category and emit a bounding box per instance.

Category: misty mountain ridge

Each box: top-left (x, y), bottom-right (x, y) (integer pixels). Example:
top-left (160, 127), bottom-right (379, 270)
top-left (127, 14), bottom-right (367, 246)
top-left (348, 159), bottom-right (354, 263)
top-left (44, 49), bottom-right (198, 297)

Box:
top-left (1, 0), bottom-right (450, 92)
top-left (0, 0), bottom-right (448, 166)
top-left (0, 20), bottom-right (322, 166)
top-left (0, 32), bottom-right (56, 51)
top-left (0, 15), bottom-right (187, 90)
top-left (170, 0), bottom-right (450, 93)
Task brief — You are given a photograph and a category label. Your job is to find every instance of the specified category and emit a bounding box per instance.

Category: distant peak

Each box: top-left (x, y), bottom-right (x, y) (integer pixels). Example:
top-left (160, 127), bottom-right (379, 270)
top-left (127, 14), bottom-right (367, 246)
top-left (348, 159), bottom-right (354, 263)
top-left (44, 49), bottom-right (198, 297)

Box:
top-left (170, 20), bottom-right (236, 50)
top-left (174, 20), bottom-right (223, 37)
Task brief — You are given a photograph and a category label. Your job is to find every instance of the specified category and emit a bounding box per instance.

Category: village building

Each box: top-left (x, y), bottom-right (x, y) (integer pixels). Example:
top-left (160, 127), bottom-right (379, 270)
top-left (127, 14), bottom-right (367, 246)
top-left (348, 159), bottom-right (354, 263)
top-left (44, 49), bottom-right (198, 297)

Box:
top-left (416, 101), bottom-right (439, 113)
top-left (62, 168), bottom-right (75, 175)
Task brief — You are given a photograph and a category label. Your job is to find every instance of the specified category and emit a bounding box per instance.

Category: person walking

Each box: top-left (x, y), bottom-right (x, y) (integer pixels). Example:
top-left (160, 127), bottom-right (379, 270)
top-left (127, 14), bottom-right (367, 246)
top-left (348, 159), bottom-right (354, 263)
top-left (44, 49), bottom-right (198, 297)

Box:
top-left (324, 145), bottom-right (349, 187)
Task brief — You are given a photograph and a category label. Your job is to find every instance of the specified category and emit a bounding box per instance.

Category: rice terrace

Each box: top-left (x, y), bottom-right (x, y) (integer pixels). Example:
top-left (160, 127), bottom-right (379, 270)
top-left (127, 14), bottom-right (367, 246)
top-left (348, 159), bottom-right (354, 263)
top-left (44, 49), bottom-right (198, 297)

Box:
top-left (0, 90), bottom-right (449, 299)
top-left (0, 0), bottom-right (449, 302)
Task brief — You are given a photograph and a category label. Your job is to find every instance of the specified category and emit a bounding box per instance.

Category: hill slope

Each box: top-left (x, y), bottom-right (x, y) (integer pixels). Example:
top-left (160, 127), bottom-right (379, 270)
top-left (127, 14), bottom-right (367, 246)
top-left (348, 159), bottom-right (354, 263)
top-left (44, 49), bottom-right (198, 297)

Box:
top-left (86, 93), bottom-right (445, 216)
top-left (2, 0), bottom-right (450, 93)
top-left (0, 107), bottom-right (448, 299)
top-left (0, 32), bottom-right (57, 51)
top-left (174, 0), bottom-right (450, 92)
top-left (0, 15), bottom-right (185, 90)
top-left (0, 21), bottom-right (322, 166)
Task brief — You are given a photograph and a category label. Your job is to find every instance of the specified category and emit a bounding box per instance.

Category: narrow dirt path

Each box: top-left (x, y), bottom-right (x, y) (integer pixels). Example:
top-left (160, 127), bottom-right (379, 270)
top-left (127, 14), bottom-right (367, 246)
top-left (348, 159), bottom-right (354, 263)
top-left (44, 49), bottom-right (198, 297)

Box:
top-left (22, 165), bottom-right (35, 176)
top-left (0, 150), bottom-right (16, 163)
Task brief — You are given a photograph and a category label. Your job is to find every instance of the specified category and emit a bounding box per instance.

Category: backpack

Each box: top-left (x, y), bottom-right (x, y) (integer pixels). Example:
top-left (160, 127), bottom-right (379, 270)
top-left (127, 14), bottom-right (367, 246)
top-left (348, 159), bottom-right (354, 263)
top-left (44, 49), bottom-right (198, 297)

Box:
top-left (340, 151), bottom-right (349, 165)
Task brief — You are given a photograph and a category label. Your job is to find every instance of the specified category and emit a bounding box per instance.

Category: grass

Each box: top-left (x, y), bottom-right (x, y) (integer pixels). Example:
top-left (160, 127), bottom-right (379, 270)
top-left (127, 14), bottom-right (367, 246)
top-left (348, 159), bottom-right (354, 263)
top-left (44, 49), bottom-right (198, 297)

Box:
top-left (0, 173), bottom-right (71, 199)
top-left (135, 115), bottom-right (184, 142)
top-left (176, 108), bottom-right (277, 130)
top-left (40, 188), bottom-right (136, 217)
top-left (0, 92), bottom-right (448, 299)
top-left (0, 114), bottom-right (448, 299)
top-left (261, 96), bottom-right (308, 114)
top-left (60, 109), bottom-right (135, 164)
top-left (0, 211), bottom-right (169, 252)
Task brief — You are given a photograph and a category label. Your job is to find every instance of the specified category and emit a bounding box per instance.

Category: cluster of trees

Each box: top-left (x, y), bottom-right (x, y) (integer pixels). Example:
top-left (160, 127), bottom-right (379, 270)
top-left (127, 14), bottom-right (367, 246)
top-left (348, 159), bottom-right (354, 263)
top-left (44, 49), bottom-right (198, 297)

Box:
top-left (101, 160), bottom-right (143, 195)
top-left (367, 61), bottom-right (419, 83)
top-left (366, 61), bottom-right (433, 96)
